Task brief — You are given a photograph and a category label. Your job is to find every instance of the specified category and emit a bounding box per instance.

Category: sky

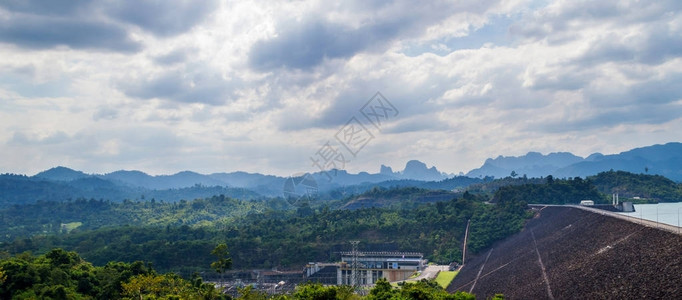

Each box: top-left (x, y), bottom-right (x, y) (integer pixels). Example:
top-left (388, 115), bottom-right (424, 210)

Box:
top-left (1, 0), bottom-right (681, 177)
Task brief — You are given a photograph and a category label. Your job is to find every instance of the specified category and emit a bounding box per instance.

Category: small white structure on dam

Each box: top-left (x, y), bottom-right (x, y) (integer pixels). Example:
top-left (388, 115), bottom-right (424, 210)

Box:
top-left (580, 200), bottom-right (595, 206)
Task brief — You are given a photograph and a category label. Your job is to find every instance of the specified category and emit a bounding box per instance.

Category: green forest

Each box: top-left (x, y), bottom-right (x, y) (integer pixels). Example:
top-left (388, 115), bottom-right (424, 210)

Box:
top-left (1, 192), bottom-right (530, 274)
top-left (487, 171), bottom-right (682, 205)
top-left (1, 169), bottom-right (678, 298)
top-left (0, 174), bottom-right (262, 209)
top-left (0, 248), bottom-right (226, 299)
top-left (2, 170), bottom-right (677, 276)
top-left (589, 171), bottom-right (682, 202)
top-left (0, 195), bottom-right (274, 242)
top-left (491, 176), bottom-right (603, 205)
top-left (0, 249), bottom-right (482, 299)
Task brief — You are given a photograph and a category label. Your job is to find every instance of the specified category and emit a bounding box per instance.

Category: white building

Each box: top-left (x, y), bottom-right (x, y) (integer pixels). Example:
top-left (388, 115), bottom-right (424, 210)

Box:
top-left (337, 251), bottom-right (424, 285)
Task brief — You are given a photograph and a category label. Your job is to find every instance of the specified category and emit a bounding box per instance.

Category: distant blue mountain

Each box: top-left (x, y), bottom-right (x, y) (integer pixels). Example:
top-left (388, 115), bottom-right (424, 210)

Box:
top-left (0, 170), bottom-right (261, 208)
top-left (102, 170), bottom-right (154, 186)
top-left (9, 142), bottom-right (679, 208)
top-left (34, 166), bottom-right (89, 181)
top-left (375, 160), bottom-right (449, 182)
top-left (0, 174), bottom-right (82, 207)
top-left (18, 159), bottom-right (451, 201)
top-left (467, 152), bottom-right (583, 178)
top-left (98, 159), bottom-right (448, 193)
top-left (554, 142), bottom-right (682, 180)
top-left (467, 142), bottom-right (682, 181)
top-left (402, 160), bottom-right (446, 181)
top-left (103, 170), bottom-right (253, 190)
top-left (209, 171), bottom-right (281, 188)
top-left (151, 171), bottom-right (227, 189)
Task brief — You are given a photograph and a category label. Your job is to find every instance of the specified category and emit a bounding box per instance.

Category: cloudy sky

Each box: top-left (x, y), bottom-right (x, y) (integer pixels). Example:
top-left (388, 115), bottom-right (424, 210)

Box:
top-left (1, 0), bottom-right (681, 176)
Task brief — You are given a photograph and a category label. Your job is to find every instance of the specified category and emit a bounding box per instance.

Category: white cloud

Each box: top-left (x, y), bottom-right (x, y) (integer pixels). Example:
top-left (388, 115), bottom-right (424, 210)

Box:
top-left (1, 0), bottom-right (681, 176)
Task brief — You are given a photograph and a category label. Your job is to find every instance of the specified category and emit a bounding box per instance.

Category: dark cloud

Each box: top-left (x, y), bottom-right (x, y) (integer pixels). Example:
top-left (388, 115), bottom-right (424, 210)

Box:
top-left (102, 0), bottom-right (219, 37)
top-left (636, 25), bottom-right (682, 65)
top-left (508, 0), bottom-right (682, 130)
top-left (630, 73), bottom-right (682, 105)
top-left (537, 73), bottom-right (682, 133)
top-left (383, 116), bottom-right (450, 134)
top-left (93, 107), bottom-right (119, 121)
top-left (275, 59), bottom-right (537, 132)
top-left (153, 48), bottom-right (193, 66)
top-left (584, 73), bottom-right (682, 109)
top-left (317, 88), bottom-right (410, 129)
top-left (248, 0), bottom-right (472, 71)
top-left (0, 0), bottom-right (91, 16)
top-left (540, 101), bottom-right (682, 134)
top-left (121, 69), bottom-right (239, 105)
top-left (8, 65), bottom-right (36, 77)
top-left (277, 75), bottom-right (449, 131)
top-left (577, 24), bottom-right (682, 66)
top-left (0, 15), bottom-right (141, 52)
top-left (249, 20), bottom-right (382, 70)
top-left (0, 0), bottom-right (218, 52)
top-left (527, 68), bottom-right (590, 91)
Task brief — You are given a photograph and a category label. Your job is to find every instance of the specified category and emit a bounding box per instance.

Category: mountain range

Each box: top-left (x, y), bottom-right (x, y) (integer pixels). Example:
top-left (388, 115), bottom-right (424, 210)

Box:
top-left (2, 142), bottom-right (681, 207)
top-left (0, 160), bottom-right (454, 207)
top-left (18, 142), bottom-right (682, 188)
top-left (466, 142), bottom-right (682, 181)
top-left (32, 159), bottom-right (451, 191)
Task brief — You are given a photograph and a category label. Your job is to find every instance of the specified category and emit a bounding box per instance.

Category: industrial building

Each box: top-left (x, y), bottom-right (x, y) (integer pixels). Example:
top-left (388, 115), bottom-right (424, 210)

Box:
top-left (306, 251), bottom-right (425, 285)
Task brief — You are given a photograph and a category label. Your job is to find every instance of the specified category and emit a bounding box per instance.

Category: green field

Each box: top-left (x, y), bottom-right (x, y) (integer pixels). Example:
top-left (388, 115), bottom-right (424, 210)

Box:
top-left (60, 221), bottom-right (82, 233)
top-left (435, 271), bottom-right (458, 288)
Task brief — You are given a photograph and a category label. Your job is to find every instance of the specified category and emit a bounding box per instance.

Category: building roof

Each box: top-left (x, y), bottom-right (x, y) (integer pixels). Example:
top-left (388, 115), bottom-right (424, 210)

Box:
top-left (339, 251), bottom-right (423, 257)
top-left (260, 270), bottom-right (303, 276)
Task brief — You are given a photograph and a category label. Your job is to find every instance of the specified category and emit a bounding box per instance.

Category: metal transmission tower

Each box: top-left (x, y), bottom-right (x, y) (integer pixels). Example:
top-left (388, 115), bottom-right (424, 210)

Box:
top-left (350, 240), bottom-right (360, 287)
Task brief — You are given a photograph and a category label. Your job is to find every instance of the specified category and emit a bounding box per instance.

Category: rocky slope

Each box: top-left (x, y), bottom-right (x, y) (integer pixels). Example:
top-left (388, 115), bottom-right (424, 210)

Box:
top-left (448, 206), bottom-right (682, 299)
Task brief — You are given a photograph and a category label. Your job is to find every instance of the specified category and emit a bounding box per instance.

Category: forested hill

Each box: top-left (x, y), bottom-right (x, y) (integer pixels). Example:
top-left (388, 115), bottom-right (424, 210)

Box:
top-left (3, 169), bottom-right (678, 276)
top-left (0, 249), bottom-right (476, 299)
top-left (488, 170), bottom-right (682, 205)
top-left (491, 176), bottom-right (604, 205)
top-left (588, 170), bottom-right (682, 202)
top-left (339, 186), bottom-right (459, 210)
top-left (0, 195), bottom-right (276, 242)
top-left (1, 193), bottom-right (531, 274)
top-left (0, 174), bottom-right (261, 208)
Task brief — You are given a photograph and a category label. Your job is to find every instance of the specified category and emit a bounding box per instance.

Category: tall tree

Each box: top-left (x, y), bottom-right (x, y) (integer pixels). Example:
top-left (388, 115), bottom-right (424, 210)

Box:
top-left (211, 243), bottom-right (233, 291)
